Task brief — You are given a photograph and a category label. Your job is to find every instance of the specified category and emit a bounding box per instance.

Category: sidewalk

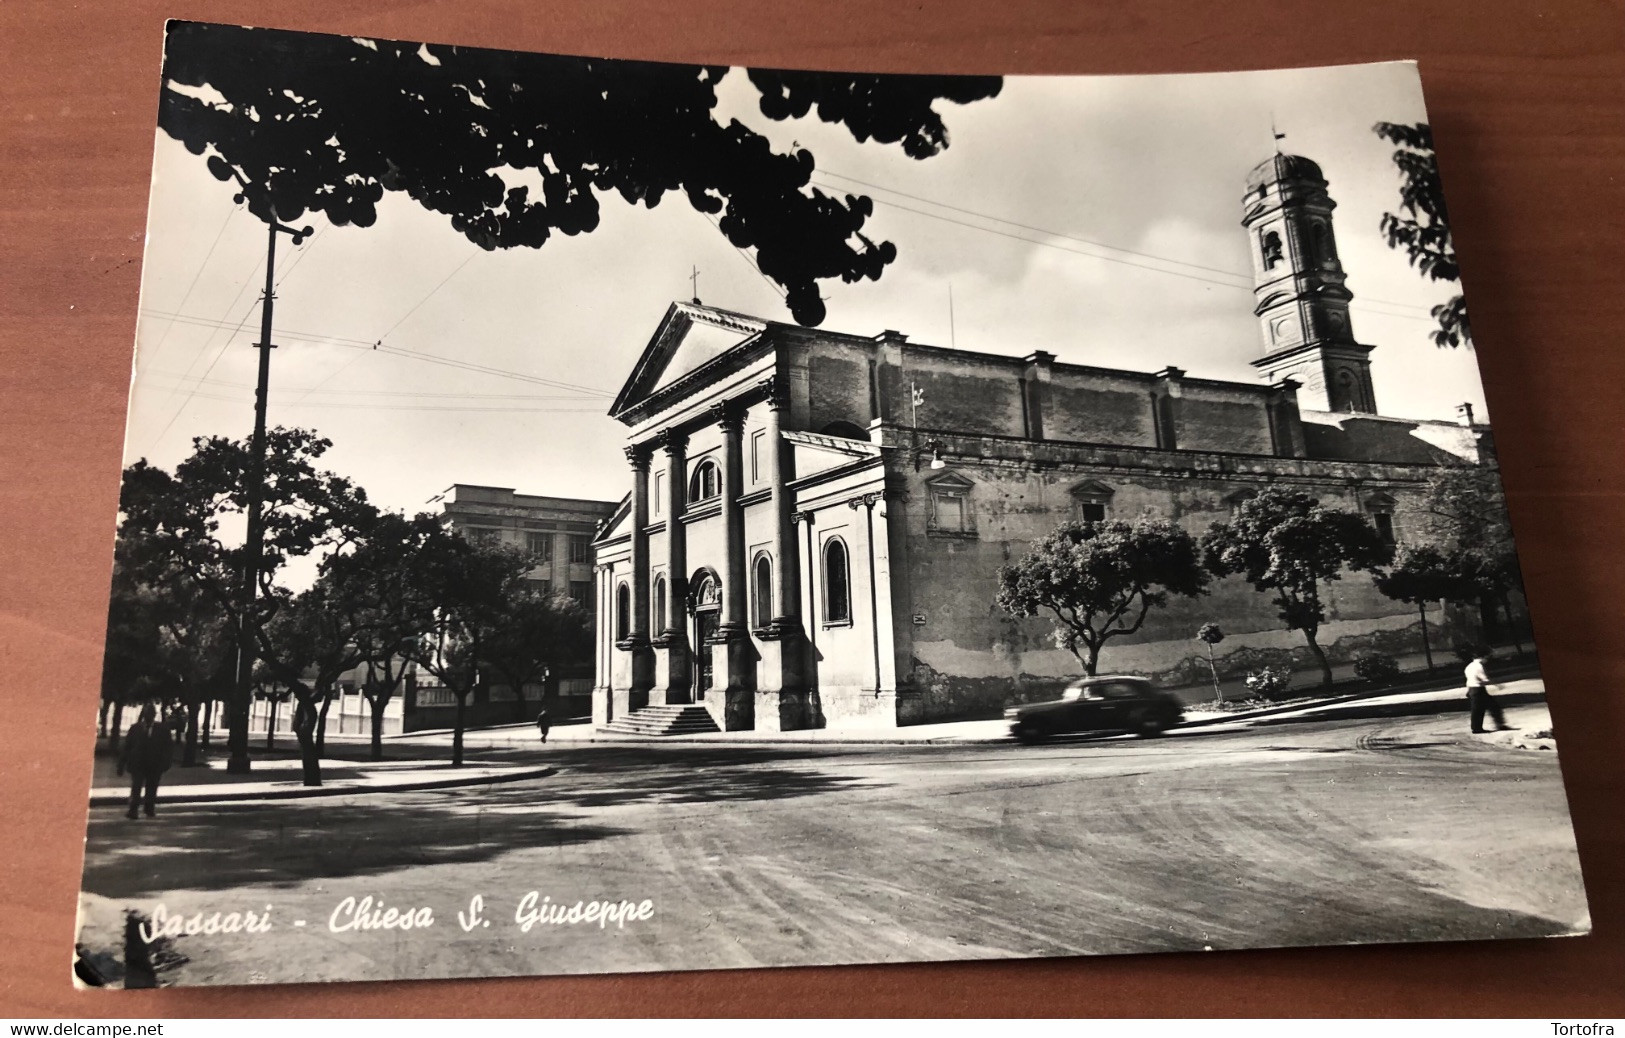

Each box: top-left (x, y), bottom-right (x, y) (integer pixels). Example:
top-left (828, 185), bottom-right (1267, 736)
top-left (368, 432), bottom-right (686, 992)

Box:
top-left (391, 673), bottom-right (1545, 749)
top-left (88, 756), bottom-right (554, 808)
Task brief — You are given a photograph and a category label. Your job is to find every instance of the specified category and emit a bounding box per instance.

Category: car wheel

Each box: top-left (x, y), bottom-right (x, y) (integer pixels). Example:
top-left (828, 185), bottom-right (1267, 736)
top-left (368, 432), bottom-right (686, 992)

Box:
top-left (1130, 710), bottom-right (1165, 738)
top-left (1014, 720), bottom-right (1047, 745)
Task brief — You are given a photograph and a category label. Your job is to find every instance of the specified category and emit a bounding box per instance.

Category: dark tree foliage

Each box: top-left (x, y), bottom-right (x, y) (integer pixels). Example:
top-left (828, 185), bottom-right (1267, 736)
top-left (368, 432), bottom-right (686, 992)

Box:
top-left (1373, 121), bottom-right (1471, 349)
top-left (399, 533), bottom-right (537, 767)
top-left (159, 22), bottom-right (1001, 326)
top-left (480, 586), bottom-right (591, 722)
top-left (997, 518), bottom-right (1209, 677)
top-left (1202, 487), bottom-right (1393, 687)
top-left (1373, 544), bottom-right (1479, 671)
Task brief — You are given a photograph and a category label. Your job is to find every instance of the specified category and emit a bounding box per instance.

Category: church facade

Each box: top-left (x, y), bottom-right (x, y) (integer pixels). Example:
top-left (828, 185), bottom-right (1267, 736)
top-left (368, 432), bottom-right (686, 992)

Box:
top-left (589, 153), bottom-right (1497, 731)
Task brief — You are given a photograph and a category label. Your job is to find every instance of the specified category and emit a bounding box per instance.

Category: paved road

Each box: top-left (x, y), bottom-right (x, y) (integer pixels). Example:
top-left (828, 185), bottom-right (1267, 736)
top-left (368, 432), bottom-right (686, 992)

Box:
top-left (77, 693), bottom-right (1589, 986)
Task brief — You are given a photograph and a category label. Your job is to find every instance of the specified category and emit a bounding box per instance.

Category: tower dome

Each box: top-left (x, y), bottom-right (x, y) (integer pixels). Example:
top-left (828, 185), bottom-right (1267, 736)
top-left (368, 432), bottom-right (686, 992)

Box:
top-left (1245, 153), bottom-right (1325, 191)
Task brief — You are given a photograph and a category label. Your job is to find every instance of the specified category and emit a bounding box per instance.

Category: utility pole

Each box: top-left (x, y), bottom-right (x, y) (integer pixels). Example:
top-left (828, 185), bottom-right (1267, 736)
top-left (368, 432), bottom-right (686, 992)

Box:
top-left (226, 214), bottom-right (311, 773)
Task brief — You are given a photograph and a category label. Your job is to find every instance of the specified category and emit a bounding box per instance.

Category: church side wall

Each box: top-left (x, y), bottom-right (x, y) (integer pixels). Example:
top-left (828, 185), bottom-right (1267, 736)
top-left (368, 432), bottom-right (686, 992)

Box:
top-left (892, 453), bottom-right (1469, 724)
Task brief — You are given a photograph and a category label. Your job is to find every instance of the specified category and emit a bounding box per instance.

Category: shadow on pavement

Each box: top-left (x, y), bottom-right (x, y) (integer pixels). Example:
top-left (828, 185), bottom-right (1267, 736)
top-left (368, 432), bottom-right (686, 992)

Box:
top-left (81, 746), bottom-right (886, 899)
top-left (1249, 690), bottom-right (1546, 728)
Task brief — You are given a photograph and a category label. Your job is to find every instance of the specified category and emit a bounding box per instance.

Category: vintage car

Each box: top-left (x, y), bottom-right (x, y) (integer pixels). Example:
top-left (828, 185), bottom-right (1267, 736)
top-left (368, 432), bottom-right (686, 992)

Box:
top-left (1005, 675), bottom-right (1185, 743)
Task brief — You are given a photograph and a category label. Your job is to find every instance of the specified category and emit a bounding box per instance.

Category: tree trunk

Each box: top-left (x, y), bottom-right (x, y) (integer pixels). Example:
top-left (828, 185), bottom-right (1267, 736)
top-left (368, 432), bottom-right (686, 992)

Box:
top-left (316, 693), bottom-right (333, 756)
top-left (452, 692), bottom-right (468, 767)
top-left (294, 699), bottom-right (321, 787)
top-left (1498, 593), bottom-right (1527, 656)
top-left (368, 695), bottom-right (387, 762)
top-left (202, 697), bottom-right (214, 749)
top-left (1418, 601), bottom-right (1434, 671)
top-left (513, 680), bottom-right (528, 724)
top-left (1303, 628), bottom-right (1333, 688)
top-left (266, 698), bottom-right (278, 750)
top-left (182, 701), bottom-right (202, 767)
top-left (98, 699), bottom-right (110, 738)
top-left (1208, 644), bottom-right (1223, 704)
top-left (109, 701), bottom-right (125, 754)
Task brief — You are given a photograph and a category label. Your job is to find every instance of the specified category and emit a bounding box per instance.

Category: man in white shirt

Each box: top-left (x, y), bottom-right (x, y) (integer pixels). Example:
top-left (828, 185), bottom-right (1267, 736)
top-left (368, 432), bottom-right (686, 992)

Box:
top-left (1464, 652), bottom-right (1514, 734)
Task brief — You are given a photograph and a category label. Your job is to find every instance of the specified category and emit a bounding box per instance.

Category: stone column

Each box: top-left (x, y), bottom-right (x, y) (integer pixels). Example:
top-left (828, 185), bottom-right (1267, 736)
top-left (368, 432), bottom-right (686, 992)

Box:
top-left (755, 379), bottom-right (805, 730)
top-left (620, 444), bottom-right (654, 707)
top-left (710, 402), bottom-right (754, 729)
top-left (649, 428), bottom-right (691, 705)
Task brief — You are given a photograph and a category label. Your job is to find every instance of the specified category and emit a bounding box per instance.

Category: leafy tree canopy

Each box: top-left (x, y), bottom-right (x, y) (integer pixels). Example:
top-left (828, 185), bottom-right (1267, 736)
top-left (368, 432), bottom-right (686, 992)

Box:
top-left (1373, 121), bottom-right (1471, 348)
top-left (997, 518), bottom-right (1208, 676)
top-left (1201, 486), bottom-right (1392, 685)
top-left (159, 22), bottom-right (1002, 326)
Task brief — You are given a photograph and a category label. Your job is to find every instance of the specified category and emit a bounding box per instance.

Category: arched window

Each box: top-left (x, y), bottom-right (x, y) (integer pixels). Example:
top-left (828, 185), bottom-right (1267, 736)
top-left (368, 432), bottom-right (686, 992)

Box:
top-left (752, 554), bottom-right (773, 629)
top-left (652, 575), bottom-right (668, 634)
top-left (823, 539), bottom-right (851, 624)
top-left (1311, 222), bottom-right (1335, 268)
top-left (689, 459), bottom-right (721, 502)
top-left (615, 583), bottom-right (631, 642)
top-left (1261, 229), bottom-right (1284, 270)
top-left (819, 421), bottom-right (870, 441)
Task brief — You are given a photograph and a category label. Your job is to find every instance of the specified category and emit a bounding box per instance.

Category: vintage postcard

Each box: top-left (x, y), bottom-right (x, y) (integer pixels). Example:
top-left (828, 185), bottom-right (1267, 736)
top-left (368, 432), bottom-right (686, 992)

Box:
top-left (75, 22), bottom-right (1589, 988)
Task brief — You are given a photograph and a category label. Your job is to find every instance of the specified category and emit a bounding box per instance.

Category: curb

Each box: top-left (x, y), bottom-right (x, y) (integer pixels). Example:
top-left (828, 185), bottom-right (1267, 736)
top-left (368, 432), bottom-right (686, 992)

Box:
top-left (89, 766), bottom-right (556, 808)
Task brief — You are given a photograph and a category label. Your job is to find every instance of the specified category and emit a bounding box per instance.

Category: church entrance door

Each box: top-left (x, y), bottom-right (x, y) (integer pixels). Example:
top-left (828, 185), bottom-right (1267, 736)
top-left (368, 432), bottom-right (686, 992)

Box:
top-left (693, 608), bottom-right (717, 697)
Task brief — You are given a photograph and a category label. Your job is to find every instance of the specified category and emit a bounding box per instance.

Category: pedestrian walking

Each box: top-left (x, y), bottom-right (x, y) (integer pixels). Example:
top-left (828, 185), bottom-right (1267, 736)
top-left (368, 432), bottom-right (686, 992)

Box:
top-left (117, 704), bottom-right (173, 819)
top-left (535, 707), bottom-right (551, 744)
top-left (1464, 652), bottom-right (1515, 735)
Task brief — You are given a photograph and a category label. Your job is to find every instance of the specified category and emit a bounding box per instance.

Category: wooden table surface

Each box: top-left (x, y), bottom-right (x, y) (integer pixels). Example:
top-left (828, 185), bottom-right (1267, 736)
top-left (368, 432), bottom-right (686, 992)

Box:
top-left (3, 0), bottom-right (1622, 1018)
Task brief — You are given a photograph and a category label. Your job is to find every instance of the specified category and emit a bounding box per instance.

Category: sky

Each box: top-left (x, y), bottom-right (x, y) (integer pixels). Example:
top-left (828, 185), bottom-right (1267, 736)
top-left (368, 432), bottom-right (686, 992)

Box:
top-left (124, 52), bottom-right (1484, 532)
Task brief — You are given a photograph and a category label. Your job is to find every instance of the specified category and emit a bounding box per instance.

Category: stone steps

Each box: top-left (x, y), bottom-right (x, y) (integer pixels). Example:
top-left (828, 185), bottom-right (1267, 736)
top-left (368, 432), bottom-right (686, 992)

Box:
top-left (600, 704), bottom-right (721, 737)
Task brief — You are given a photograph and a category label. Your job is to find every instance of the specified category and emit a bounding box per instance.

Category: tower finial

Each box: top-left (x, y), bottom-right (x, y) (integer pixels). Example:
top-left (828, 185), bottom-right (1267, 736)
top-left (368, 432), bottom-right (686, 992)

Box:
top-left (1271, 114), bottom-right (1286, 154)
top-left (689, 264), bottom-right (701, 304)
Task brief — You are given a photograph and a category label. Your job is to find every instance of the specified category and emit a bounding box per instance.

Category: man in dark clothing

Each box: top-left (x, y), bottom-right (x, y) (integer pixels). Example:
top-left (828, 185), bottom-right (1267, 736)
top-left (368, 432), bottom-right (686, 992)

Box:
top-left (535, 708), bottom-right (551, 744)
top-left (118, 704), bottom-right (173, 819)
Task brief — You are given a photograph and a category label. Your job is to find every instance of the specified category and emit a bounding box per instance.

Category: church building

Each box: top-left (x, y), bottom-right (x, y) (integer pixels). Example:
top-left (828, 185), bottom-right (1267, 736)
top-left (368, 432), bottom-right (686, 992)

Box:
top-left (589, 153), bottom-right (1496, 732)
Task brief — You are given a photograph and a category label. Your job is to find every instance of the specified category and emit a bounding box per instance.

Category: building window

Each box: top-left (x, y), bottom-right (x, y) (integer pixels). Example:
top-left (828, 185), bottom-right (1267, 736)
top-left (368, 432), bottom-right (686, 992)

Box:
top-left (526, 531), bottom-right (553, 560)
top-left (653, 472), bottom-right (663, 516)
top-left (925, 470), bottom-right (976, 537)
top-left (823, 540), bottom-right (850, 624)
top-left (527, 578), bottom-right (552, 598)
top-left (569, 580), bottom-right (591, 609)
top-left (468, 527), bottom-right (502, 546)
top-left (653, 575), bottom-right (668, 634)
top-left (615, 583), bottom-right (630, 642)
top-left (689, 459), bottom-right (721, 502)
top-left (1261, 229), bottom-right (1284, 271)
top-left (751, 429), bottom-right (766, 484)
top-left (1070, 480), bottom-right (1115, 526)
top-left (1366, 493), bottom-right (1398, 547)
top-left (752, 554), bottom-right (773, 629)
top-left (1311, 221), bottom-right (1336, 268)
top-left (569, 535), bottom-right (591, 564)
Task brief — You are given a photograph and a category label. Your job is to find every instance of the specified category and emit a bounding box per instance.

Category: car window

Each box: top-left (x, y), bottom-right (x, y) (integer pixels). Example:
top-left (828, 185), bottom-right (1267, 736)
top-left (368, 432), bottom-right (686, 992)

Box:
top-left (1098, 683), bottom-right (1141, 699)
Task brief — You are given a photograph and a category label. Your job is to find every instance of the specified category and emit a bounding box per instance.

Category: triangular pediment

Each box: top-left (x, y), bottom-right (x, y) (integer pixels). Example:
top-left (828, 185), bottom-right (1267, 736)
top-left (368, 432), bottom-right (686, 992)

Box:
top-left (924, 469), bottom-right (976, 490)
top-left (610, 302), bottom-right (770, 419)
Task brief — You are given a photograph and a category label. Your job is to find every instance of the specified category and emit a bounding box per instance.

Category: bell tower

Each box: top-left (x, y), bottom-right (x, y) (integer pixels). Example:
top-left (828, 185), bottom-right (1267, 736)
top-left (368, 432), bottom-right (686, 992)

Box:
top-left (1241, 153), bottom-right (1377, 414)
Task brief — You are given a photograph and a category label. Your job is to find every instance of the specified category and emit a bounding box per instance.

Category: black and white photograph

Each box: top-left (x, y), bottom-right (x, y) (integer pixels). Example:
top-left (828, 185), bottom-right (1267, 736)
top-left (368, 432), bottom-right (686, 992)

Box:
top-left (75, 22), bottom-right (1590, 989)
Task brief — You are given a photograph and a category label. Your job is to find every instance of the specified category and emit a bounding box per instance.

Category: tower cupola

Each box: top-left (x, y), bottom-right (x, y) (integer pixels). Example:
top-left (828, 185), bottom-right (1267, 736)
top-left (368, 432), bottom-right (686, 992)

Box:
top-left (1241, 152), bottom-right (1377, 414)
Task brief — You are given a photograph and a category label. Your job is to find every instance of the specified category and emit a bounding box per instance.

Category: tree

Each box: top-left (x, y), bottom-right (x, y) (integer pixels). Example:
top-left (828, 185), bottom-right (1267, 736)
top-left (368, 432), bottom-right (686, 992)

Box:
top-left (401, 534), bottom-right (536, 766)
top-left (997, 519), bottom-right (1209, 677)
top-left (1201, 487), bottom-right (1393, 688)
top-left (157, 23), bottom-right (1001, 328)
top-left (116, 427), bottom-right (376, 766)
top-left (1196, 622), bottom-right (1225, 704)
top-left (259, 579), bottom-right (371, 786)
top-left (480, 587), bottom-right (592, 722)
top-left (326, 511), bottom-right (447, 762)
top-left (1414, 465), bottom-right (1529, 650)
top-left (1373, 544), bottom-right (1478, 671)
top-left (1373, 121), bottom-right (1470, 349)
